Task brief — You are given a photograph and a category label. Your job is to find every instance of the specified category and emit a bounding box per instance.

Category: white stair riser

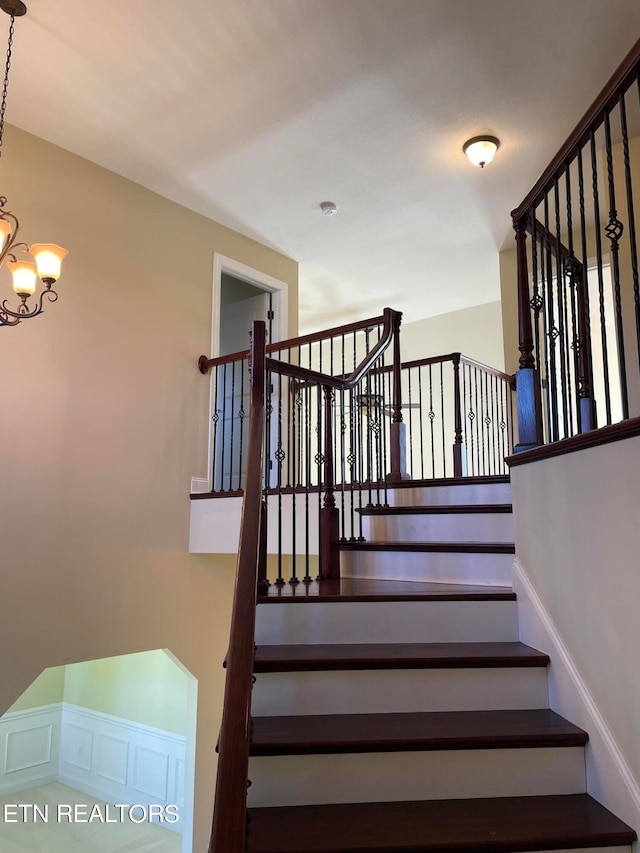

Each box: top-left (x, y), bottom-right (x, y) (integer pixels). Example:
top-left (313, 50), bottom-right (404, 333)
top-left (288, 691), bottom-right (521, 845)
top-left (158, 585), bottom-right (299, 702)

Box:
top-left (341, 550), bottom-right (513, 587)
top-left (256, 600), bottom-right (517, 644)
top-left (251, 668), bottom-right (549, 716)
top-left (388, 482), bottom-right (511, 507)
top-left (248, 747), bottom-right (586, 807)
top-left (362, 512), bottom-right (514, 544)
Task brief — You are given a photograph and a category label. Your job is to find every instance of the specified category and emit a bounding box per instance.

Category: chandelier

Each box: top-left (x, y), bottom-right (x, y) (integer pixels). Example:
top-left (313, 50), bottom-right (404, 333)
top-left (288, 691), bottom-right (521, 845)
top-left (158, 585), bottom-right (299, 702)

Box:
top-left (0, 0), bottom-right (68, 327)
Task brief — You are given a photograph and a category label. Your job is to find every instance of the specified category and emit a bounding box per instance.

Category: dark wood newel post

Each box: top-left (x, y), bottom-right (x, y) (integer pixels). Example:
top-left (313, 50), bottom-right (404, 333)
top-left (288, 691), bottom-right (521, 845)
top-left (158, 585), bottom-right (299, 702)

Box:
top-left (513, 214), bottom-right (543, 451)
top-left (320, 384), bottom-right (340, 580)
top-left (452, 353), bottom-right (464, 477)
top-left (388, 309), bottom-right (407, 483)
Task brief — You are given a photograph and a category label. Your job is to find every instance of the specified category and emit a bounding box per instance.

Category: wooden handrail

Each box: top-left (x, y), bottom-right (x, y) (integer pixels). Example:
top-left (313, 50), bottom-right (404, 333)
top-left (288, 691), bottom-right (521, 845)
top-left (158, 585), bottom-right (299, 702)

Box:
top-left (529, 216), bottom-right (585, 274)
top-left (209, 321), bottom-right (266, 853)
top-left (267, 308), bottom-right (397, 391)
top-left (374, 351), bottom-right (514, 386)
top-left (198, 312), bottom-right (387, 373)
top-left (511, 36), bottom-right (640, 221)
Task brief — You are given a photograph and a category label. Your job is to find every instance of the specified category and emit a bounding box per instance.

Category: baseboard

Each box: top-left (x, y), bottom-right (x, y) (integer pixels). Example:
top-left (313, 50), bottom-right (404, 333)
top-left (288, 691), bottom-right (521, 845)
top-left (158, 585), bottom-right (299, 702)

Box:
top-left (513, 557), bottom-right (640, 834)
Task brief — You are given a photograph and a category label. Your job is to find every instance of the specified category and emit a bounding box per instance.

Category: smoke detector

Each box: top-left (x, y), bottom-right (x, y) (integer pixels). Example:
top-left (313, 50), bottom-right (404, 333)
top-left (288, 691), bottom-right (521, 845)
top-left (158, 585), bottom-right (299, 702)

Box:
top-left (320, 201), bottom-right (338, 216)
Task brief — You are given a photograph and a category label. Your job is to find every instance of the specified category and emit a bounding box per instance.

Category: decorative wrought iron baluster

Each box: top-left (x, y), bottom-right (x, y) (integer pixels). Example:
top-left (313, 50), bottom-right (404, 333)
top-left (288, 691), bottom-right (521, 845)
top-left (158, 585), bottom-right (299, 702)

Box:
top-left (469, 364), bottom-right (478, 476)
top-left (290, 372), bottom-right (298, 583)
top-left (380, 360), bottom-right (389, 506)
top-left (462, 362), bottom-right (469, 475)
top-left (304, 379), bottom-right (312, 582)
top-left (564, 168), bottom-right (581, 435)
top-left (530, 212), bottom-right (543, 392)
top-left (440, 361), bottom-right (446, 477)
top-left (339, 333), bottom-right (347, 540)
top-left (427, 363), bottom-right (434, 479)
top-left (407, 366), bottom-right (414, 479)
top-left (221, 363), bottom-right (229, 490)
top-left (354, 332), bottom-right (364, 540)
top-left (577, 146), bottom-right (596, 428)
top-left (553, 180), bottom-right (571, 436)
top-left (229, 359), bottom-right (237, 490)
top-left (237, 359), bottom-right (246, 490)
top-left (543, 193), bottom-right (560, 442)
top-left (604, 110), bottom-right (629, 419)
top-left (590, 128), bottom-right (613, 424)
top-left (417, 363), bottom-right (425, 480)
top-left (211, 366), bottom-right (220, 490)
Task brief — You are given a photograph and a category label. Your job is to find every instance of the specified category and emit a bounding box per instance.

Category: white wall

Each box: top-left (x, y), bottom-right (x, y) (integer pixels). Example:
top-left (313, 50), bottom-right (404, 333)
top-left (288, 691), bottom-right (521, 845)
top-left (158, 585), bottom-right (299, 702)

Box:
top-left (510, 435), bottom-right (640, 828)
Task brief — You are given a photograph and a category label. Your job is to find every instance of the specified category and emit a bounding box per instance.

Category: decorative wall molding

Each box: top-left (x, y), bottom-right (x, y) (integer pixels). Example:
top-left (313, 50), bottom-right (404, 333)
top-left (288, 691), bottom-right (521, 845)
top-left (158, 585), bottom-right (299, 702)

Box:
top-left (0, 703), bottom-right (186, 837)
top-left (59, 704), bottom-right (186, 835)
top-left (0, 704), bottom-right (61, 796)
top-left (513, 557), bottom-right (640, 832)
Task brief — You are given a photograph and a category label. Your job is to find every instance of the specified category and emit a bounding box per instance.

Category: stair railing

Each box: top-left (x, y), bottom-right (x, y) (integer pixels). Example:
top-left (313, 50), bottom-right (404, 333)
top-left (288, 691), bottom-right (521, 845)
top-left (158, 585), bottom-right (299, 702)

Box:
top-left (209, 320), bottom-right (266, 853)
top-left (512, 36), bottom-right (640, 450)
top-left (207, 311), bottom-right (400, 852)
top-left (376, 353), bottom-right (515, 479)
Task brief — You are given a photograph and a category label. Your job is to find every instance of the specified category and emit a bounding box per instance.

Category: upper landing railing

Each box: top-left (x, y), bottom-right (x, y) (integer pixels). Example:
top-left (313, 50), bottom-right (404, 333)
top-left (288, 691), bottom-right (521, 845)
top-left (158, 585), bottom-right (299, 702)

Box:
top-left (512, 36), bottom-right (640, 450)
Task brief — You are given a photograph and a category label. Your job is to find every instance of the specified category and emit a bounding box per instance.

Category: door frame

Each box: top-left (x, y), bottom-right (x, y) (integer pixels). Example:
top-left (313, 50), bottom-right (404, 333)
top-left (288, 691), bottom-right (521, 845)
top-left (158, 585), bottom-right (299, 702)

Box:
top-left (206, 253), bottom-right (289, 491)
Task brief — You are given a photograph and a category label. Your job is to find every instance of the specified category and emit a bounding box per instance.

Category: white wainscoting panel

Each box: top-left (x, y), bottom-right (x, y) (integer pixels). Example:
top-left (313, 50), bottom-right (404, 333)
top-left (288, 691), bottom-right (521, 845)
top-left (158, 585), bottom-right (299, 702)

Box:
top-left (0, 704), bottom-right (62, 796)
top-left (59, 705), bottom-right (186, 835)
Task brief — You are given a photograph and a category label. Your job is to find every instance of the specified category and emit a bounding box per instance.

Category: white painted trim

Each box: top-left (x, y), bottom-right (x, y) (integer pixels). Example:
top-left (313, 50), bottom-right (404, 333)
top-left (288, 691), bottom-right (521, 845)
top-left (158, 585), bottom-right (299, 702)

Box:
top-left (0, 704), bottom-right (62, 796)
top-left (59, 704), bottom-right (186, 836)
top-left (190, 477), bottom-right (210, 495)
top-left (202, 252), bottom-right (290, 491)
top-left (513, 557), bottom-right (640, 834)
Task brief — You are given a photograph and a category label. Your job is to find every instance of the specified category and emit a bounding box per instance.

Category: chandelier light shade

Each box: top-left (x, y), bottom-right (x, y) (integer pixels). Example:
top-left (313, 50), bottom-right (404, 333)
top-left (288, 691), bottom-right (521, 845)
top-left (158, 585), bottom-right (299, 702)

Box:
top-left (0, 0), bottom-right (69, 327)
top-left (462, 135), bottom-right (500, 168)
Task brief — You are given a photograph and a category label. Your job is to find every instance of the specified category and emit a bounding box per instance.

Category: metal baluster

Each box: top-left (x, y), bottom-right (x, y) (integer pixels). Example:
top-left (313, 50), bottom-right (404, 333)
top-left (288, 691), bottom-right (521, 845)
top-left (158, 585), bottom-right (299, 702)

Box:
top-left (604, 110), bottom-right (629, 419)
top-left (621, 86), bottom-right (640, 377)
top-left (229, 360), bottom-right (236, 490)
top-left (553, 179), bottom-right (571, 436)
top-left (354, 334), bottom-right (364, 540)
top-left (462, 361), bottom-right (468, 476)
top-left (380, 360), bottom-right (389, 506)
top-left (417, 363), bottom-right (425, 479)
top-left (440, 361), bottom-right (446, 477)
top-left (565, 168), bottom-right (581, 435)
top-left (470, 364), bottom-right (477, 476)
top-left (577, 145), bottom-right (596, 428)
top-left (364, 329), bottom-right (373, 506)
top-left (407, 366), bottom-right (414, 479)
top-left (543, 193), bottom-right (560, 441)
top-left (590, 127), bottom-right (613, 424)
top-left (304, 378), bottom-right (312, 582)
top-left (530, 212), bottom-right (543, 393)
top-left (237, 359), bottom-right (246, 490)
top-left (339, 333), bottom-right (347, 540)
top-left (289, 373), bottom-right (298, 583)
top-left (211, 366), bottom-right (220, 491)
top-left (427, 363), bottom-right (434, 479)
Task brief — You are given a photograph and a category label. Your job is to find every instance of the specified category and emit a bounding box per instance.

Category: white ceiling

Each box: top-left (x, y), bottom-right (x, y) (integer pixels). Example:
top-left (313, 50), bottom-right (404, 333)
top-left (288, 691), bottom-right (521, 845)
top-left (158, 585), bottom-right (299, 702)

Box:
top-left (5, 0), bottom-right (640, 332)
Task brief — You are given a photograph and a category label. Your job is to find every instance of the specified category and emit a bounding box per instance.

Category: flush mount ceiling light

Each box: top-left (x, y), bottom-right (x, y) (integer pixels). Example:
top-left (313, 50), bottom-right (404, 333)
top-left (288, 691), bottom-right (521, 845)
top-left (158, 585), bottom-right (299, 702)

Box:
top-left (462, 135), bottom-right (500, 168)
top-left (0, 0), bottom-right (69, 327)
top-left (320, 201), bottom-right (338, 216)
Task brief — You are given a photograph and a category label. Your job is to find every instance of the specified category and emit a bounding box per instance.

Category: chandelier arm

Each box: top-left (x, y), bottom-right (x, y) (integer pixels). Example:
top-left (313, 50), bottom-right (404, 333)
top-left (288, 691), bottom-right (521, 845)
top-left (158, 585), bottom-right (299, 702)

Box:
top-left (0, 305), bottom-right (20, 325)
top-left (1, 287), bottom-right (58, 320)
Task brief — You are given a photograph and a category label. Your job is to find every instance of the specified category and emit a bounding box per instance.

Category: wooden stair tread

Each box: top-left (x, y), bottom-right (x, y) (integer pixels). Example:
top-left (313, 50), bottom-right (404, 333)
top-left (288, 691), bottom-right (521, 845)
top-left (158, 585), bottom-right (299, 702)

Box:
top-left (340, 541), bottom-right (516, 553)
top-left (250, 709), bottom-right (587, 755)
top-left (253, 641), bottom-right (549, 672)
top-left (359, 504), bottom-right (513, 515)
top-left (258, 577), bottom-right (516, 602)
top-left (246, 794), bottom-right (636, 852)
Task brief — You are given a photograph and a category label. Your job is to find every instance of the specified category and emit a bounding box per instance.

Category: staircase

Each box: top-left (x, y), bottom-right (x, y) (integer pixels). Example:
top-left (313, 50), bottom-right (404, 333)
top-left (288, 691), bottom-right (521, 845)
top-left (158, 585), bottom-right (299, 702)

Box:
top-left (243, 477), bottom-right (636, 853)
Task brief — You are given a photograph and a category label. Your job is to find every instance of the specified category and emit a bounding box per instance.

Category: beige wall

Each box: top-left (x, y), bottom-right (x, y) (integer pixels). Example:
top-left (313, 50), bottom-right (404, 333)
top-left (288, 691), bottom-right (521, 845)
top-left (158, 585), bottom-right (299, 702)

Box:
top-left (401, 301), bottom-right (505, 370)
top-left (511, 437), bottom-right (640, 791)
top-left (0, 125), bottom-right (297, 851)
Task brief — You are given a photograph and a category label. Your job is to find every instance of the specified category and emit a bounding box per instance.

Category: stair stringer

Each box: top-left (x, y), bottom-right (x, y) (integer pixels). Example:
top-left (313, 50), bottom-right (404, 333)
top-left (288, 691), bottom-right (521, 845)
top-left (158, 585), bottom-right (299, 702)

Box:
top-left (514, 556), bottom-right (640, 841)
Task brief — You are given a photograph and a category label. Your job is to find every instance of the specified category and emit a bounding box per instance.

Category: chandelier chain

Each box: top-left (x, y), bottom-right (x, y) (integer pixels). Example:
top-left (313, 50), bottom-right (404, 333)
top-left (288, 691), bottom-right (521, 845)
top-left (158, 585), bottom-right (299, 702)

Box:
top-left (0, 14), bottom-right (14, 159)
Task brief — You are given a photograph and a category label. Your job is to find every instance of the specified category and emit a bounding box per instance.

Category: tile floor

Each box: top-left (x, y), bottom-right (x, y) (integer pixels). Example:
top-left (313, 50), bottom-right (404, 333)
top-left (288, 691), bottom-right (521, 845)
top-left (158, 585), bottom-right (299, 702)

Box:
top-left (0, 783), bottom-right (181, 852)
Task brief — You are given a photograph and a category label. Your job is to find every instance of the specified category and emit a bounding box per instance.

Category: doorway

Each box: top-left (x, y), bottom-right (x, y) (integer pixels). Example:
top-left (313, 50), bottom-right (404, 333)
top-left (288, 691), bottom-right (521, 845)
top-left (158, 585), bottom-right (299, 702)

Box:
top-left (208, 254), bottom-right (289, 491)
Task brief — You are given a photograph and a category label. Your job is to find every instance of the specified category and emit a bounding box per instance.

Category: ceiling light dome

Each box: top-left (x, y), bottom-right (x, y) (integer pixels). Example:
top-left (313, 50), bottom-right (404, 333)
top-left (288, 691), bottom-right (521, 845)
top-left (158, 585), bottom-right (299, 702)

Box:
top-left (463, 136), bottom-right (500, 168)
